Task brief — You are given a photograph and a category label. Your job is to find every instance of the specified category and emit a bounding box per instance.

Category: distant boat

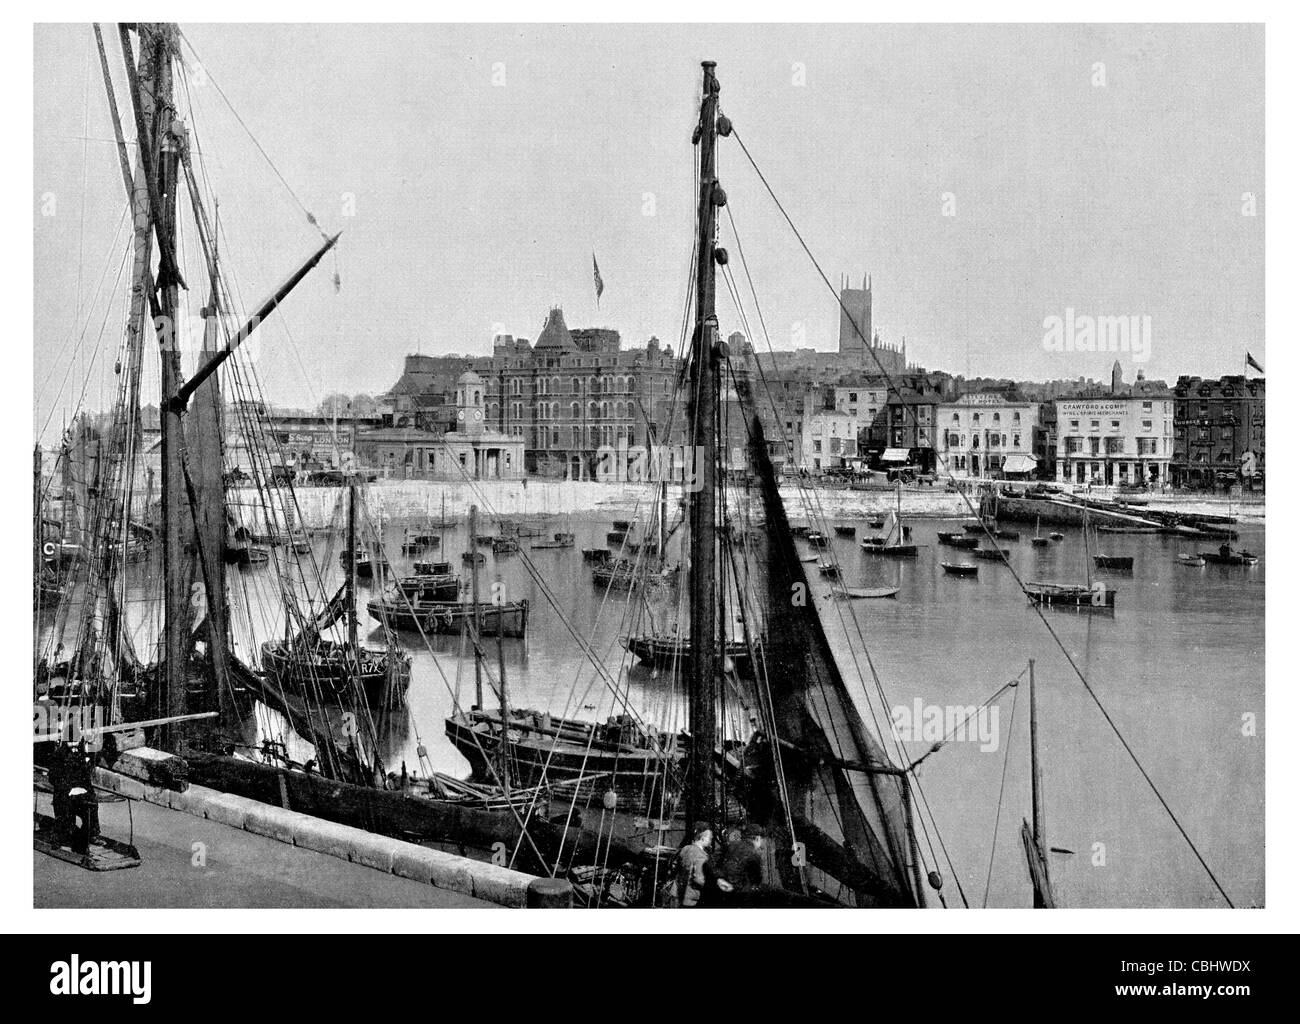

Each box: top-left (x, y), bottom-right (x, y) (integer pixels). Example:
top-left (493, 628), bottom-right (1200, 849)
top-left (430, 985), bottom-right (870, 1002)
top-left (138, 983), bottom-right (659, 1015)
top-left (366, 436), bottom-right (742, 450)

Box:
top-left (1092, 554), bottom-right (1134, 572)
top-left (806, 532), bottom-right (829, 548)
top-left (622, 634), bottom-right (755, 676)
top-left (817, 562), bottom-right (840, 578)
top-left (941, 562), bottom-right (979, 577)
top-left (1030, 516), bottom-right (1049, 546)
top-left (834, 524), bottom-right (857, 537)
top-left (582, 547), bottom-right (611, 563)
top-left (531, 532), bottom-right (576, 550)
top-left (490, 536), bottom-right (519, 554)
top-left (860, 535), bottom-right (888, 549)
top-left (1025, 582), bottom-right (1116, 609)
top-left (1199, 548), bottom-right (1259, 566)
top-left (937, 531), bottom-right (978, 549)
top-left (865, 518), bottom-right (885, 529)
top-left (367, 596), bottom-right (529, 637)
top-left (1177, 554), bottom-right (1206, 567)
top-left (1098, 525), bottom-right (1159, 534)
top-left (974, 547), bottom-right (1010, 561)
top-left (1049, 532), bottom-right (1065, 542)
top-left (1030, 536), bottom-right (1050, 547)
top-left (994, 529), bottom-right (1020, 541)
top-left (829, 585), bottom-right (899, 600)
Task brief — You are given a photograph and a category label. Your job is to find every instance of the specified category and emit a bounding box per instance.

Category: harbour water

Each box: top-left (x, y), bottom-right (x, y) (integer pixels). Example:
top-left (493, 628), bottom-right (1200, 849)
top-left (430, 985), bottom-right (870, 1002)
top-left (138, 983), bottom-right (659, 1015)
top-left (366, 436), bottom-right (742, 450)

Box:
top-left (351, 509), bottom-right (1264, 909)
top-left (43, 501), bottom-right (1264, 909)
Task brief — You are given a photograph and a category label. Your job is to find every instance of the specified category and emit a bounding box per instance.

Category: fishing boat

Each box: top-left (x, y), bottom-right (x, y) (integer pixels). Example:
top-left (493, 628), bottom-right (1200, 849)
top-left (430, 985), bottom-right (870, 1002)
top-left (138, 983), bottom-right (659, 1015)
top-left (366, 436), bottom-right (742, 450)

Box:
top-left (1092, 554), bottom-right (1134, 572)
top-left (1098, 525), bottom-right (1159, 535)
top-left (937, 531), bottom-right (978, 549)
top-left (974, 547), bottom-right (1010, 561)
top-left (942, 562), bottom-right (979, 577)
top-left (865, 517), bottom-right (885, 529)
top-left (1199, 547), bottom-right (1259, 566)
top-left (1027, 500), bottom-right (1117, 610)
top-left (582, 546), bottom-right (612, 563)
top-left (461, 550), bottom-right (486, 566)
top-left (817, 562), bottom-right (840, 578)
top-left (806, 531), bottom-right (828, 548)
top-left (860, 483), bottom-right (917, 556)
top-left (340, 547), bottom-right (385, 578)
top-left (833, 524), bottom-right (856, 537)
top-left (622, 635), bottom-right (756, 677)
top-left (607, 530), bottom-right (628, 545)
top-left (1049, 532), bottom-right (1065, 541)
top-left (262, 485), bottom-right (412, 710)
top-left (367, 596), bottom-right (529, 637)
top-left (1177, 554), bottom-right (1206, 567)
top-left (1030, 520), bottom-right (1050, 547)
top-left (531, 531), bottom-right (576, 549)
top-left (395, 570), bottom-right (460, 603)
top-left (592, 558), bottom-right (679, 591)
top-left (490, 535), bottom-right (519, 554)
top-left (1024, 582), bottom-right (1116, 609)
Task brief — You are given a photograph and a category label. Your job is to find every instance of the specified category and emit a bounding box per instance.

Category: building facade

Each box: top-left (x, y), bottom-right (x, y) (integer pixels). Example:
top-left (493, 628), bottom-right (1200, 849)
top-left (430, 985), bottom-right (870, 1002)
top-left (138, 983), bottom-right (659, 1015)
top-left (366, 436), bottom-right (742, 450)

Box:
top-left (1054, 374), bottom-right (1174, 487)
top-left (484, 308), bottom-right (680, 479)
top-left (1170, 375), bottom-right (1265, 491)
top-left (938, 393), bottom-right (1042, 479)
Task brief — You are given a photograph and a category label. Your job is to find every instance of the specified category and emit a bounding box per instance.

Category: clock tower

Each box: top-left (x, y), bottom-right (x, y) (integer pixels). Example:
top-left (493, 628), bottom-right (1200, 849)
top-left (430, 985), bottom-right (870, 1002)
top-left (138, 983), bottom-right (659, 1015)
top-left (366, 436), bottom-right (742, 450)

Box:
top-left (456, 367), bottom-right (486, 438)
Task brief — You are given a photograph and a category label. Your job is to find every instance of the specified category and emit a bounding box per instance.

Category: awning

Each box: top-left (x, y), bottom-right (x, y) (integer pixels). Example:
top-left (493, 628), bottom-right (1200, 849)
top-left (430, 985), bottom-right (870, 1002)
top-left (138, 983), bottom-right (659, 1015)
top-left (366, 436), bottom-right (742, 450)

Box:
top-left (881, 448), bottom-right (911, 463)
top-left (1002, 454), bottom-right (1038, 474)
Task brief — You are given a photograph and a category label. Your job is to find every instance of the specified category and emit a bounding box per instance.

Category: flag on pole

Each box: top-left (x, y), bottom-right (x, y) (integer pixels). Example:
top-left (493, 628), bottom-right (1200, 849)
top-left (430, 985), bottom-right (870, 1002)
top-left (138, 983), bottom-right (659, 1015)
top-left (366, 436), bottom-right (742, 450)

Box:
top-left (592, 253), bottom-right (604, 307)
top-left (1246, 351), bottom-right (1264, 374)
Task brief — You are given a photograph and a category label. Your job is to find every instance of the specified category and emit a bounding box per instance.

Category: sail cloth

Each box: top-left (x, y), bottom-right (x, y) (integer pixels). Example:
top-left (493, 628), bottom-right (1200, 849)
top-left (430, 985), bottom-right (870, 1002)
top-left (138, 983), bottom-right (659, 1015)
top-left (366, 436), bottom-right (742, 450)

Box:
top-left (733, 368), bottom-right (923, 907)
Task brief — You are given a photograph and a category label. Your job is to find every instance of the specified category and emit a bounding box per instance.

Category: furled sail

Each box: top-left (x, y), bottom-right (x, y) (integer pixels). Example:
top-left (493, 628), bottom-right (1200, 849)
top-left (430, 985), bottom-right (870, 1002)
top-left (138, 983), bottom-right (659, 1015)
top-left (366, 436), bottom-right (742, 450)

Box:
top-left (733, 367), bottom-right (924, 907)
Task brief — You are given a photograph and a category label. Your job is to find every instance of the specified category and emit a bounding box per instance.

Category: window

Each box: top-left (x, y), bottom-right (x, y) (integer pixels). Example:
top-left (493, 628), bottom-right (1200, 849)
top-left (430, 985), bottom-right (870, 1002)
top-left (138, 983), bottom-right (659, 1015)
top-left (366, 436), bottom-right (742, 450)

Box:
top-left (1090, 420), bottom-right (1099, 430)
top-left (1142, 401), bottom-right (1152, 411)
top-left (572, 378), bottom-right (581, 394)
top-left (1013, 434), bottom-right (1020, 447)
top-left (1111, 420), bottom-right (1120, 429)
top-left (952, 413), bottom-right (960, 423)
top-left (1070, 420), bottom-right (1079, 429)
top-left (570, 402), bottom-right (580, 419)
top-left (993, 413), bottom-right (1001, 423)
top-left (973, 413), bottom-right (981, 424)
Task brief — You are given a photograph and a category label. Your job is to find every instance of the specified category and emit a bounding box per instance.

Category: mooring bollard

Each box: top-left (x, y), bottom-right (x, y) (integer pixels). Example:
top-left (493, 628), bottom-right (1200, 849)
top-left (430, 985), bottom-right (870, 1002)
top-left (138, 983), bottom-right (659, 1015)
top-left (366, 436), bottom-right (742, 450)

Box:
top-left (526, 876), bottom-right (574, 908)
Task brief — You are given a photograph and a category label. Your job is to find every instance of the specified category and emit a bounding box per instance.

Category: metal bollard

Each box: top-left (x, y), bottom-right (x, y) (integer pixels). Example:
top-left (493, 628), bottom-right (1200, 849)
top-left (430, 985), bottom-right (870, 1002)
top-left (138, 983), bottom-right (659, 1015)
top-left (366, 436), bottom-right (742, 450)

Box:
top-left (526, 876), bottom-right (574, 908)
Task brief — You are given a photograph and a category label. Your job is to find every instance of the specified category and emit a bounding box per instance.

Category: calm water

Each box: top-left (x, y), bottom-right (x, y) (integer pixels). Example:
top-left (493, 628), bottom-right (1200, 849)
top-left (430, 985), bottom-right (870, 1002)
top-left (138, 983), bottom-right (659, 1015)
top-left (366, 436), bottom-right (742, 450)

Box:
top-left (47, 506), bottom-right (1264, 908)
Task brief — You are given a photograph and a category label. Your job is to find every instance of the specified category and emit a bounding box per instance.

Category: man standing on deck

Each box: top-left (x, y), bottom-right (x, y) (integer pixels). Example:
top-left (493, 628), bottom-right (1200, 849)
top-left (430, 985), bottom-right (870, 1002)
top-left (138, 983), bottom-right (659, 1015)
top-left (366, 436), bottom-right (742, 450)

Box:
top-left (719, 824), bottom-right (767, 898)
top-left (676, 825), bottom-right (732, 907)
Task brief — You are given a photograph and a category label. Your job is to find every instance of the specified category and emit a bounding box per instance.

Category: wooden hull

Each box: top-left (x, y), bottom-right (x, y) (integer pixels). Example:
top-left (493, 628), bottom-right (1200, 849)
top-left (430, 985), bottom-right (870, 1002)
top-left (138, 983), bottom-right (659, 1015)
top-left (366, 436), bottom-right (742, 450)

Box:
top-left (260, 640), bottom-right (411, 709)
top-left (1093, 555), bottom-right (1134, 571)
top-left (973, 548), bottom-right (1010, 560)
top-left (367, 599), bottom-right (529, 637)
top-left (942, 563), bottom-right (978, 576)
top-left (1199, 551), bottom-right (1259, 566)
top-left (937, 532), bottom-right (978, 549)
top-left (1025, 583), bottom-right (1117, 608)
top-left (445, 710), bottom-right (678, 809)
top-left (622, 635), bottom-right (755, 676)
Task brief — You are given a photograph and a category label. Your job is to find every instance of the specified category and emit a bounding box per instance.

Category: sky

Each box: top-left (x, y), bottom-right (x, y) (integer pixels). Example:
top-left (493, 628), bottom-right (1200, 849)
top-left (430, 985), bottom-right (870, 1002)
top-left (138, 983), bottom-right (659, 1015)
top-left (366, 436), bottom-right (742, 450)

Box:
top-left (32, 23), bottom-right (1263, 438)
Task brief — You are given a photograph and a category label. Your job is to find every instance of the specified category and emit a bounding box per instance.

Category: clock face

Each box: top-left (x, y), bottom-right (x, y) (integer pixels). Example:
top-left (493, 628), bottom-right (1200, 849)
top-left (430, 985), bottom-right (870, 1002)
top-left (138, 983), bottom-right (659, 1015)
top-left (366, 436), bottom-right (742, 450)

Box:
top-left (458, 410), bottom-right (465, 420)
top-left (474, 410), bottom-right (483, 421)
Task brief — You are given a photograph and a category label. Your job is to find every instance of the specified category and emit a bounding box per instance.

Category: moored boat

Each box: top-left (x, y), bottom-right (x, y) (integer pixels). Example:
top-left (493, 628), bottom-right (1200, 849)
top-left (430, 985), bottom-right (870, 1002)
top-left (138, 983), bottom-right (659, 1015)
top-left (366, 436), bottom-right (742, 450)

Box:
top-left (366, 596), bottom-right (529, 637)
top-left (942, 562), bottom-right (978, 577)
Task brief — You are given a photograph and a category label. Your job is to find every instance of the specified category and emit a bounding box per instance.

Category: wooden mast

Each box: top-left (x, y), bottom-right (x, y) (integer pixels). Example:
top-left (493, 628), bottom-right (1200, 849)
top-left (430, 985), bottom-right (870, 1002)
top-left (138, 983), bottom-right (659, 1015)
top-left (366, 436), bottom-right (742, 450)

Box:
top-left (1020, 658), bottom-right (1057, 907)
top-left (686, 60), bottom-right (722, 836)
top-left (470, 504), bottom-right (483, 710)
top-left (122, 23), bottom-right (190, 751)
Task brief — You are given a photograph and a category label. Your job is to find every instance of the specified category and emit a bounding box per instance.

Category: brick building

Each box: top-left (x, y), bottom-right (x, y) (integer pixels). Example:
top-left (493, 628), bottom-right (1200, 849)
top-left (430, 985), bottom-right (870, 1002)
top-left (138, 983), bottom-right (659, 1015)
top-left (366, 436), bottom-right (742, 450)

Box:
top-left (1170, 374), bottom-right (1265, 491)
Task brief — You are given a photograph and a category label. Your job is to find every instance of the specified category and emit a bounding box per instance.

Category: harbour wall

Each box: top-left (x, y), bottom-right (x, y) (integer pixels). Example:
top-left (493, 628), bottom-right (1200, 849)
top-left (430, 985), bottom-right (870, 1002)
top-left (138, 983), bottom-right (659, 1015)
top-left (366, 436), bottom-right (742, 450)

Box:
top-left (92, 767), bottom-right (537, 908)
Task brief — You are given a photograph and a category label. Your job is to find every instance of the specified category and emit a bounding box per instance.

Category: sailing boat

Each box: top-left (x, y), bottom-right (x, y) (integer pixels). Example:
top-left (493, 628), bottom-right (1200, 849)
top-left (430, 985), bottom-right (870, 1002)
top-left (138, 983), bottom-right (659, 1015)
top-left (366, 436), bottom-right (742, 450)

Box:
top-left (1026, 496), bottom-right (1117, 609)
top-left (1030, 516), bottom-right (1050, 547)
top-left (260, 483), bottom-right (411, 710)
top-left (860, 481), bottom-right (917, 557)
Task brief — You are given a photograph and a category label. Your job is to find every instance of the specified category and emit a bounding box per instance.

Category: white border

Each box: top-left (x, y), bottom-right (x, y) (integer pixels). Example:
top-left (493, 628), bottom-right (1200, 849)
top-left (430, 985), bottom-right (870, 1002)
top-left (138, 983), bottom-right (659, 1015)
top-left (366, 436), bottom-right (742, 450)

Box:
top-left (5, 2), bottom-right (1292, 936)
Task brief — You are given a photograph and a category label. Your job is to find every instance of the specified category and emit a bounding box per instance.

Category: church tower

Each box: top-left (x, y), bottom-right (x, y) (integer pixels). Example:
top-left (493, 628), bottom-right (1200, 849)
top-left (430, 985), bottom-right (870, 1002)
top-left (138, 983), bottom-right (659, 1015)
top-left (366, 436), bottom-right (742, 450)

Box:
top-left (837, 273), bottom-right (872, 359)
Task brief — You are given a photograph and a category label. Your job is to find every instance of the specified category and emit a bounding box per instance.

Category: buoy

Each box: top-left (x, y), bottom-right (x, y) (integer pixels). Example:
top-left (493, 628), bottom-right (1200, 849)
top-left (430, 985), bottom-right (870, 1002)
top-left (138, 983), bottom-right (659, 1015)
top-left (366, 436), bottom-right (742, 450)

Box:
top-left (927, 870), bottom-right (944, 891)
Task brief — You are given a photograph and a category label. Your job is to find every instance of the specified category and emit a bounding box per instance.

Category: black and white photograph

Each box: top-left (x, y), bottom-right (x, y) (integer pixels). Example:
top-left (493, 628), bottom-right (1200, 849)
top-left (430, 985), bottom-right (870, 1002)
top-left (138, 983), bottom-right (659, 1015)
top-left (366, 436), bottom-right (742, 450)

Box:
top-left (12, 7), bottom-right (1294, 981)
